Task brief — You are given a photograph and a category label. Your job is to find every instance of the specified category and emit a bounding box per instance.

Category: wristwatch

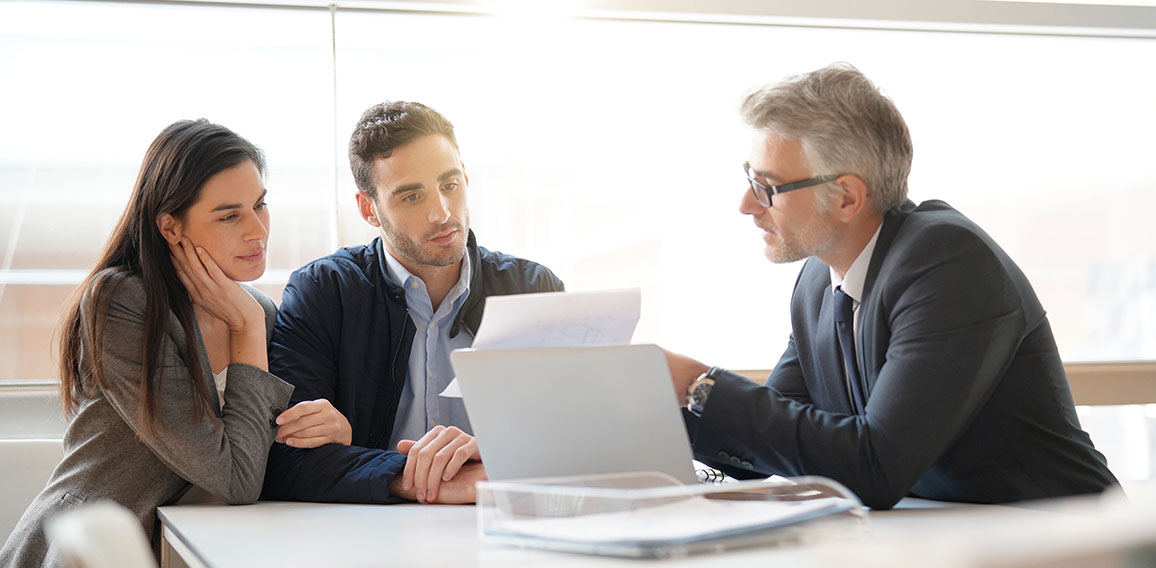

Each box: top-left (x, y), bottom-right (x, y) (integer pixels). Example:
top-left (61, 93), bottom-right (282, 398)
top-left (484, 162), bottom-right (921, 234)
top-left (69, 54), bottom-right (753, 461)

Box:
top-left (686, 367), bottom-right (720, 417)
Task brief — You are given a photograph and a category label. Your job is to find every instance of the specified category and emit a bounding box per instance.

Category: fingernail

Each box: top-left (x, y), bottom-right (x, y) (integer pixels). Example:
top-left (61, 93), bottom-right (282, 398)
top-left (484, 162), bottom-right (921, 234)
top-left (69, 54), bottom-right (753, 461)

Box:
top-left (286, 439), bottom-right (295, 447)
top-left (443, 473), bottom-right (451, 481)
top-left (417, 491), bottom-right (425, 501)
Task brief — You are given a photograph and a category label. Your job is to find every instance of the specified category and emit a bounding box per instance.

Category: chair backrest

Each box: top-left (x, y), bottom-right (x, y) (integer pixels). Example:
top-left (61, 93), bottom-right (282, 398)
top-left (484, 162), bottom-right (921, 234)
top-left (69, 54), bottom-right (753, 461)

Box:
top-left (45, 501), bottom-right (155, 568)
top-left (0, 438), bottom-right (64, 541)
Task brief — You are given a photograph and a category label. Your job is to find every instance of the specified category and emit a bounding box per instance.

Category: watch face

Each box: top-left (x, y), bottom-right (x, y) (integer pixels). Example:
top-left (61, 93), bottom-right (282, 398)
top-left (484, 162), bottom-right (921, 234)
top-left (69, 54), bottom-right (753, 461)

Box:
top-left (691, 381), bottom-right (712, 406)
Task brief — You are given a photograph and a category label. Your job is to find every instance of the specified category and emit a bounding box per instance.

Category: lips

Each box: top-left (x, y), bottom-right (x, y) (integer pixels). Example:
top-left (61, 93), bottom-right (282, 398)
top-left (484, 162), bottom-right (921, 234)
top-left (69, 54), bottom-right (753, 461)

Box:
top-left (237, 249), bottom-right (265, 262)
top-left (428, 228), bottom-right (459, 246)
top-left (756, 221), bottom-right (780, 245)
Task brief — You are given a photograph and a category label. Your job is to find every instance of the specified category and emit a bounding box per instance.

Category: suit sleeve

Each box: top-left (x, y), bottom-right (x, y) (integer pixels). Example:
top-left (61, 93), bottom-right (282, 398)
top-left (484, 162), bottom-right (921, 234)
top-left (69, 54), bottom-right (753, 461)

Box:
top-left (94, 279), bottom-right (293, 505)
top-left (261, 268), bottom-right (408, 503)
top-left (693, 225), bottom-right (1025, 509)
top-left (765, 335), bottom-right (812, 405)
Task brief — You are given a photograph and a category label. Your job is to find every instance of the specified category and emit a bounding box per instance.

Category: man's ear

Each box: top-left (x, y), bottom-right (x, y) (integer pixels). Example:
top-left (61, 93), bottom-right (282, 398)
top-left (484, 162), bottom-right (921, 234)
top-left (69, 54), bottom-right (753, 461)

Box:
top-left (834, 175), bottom-right (870, 222)
top-left (156, 213), bottom-right (182, 245)
top-left (356, 192), bottom-right (381, 228)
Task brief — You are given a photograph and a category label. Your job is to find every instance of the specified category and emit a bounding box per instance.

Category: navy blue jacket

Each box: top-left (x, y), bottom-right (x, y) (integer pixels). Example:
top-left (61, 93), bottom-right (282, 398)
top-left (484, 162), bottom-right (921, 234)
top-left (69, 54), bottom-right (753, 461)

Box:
top-left (687, 200), bottom-right (1117, 509)
top-left (261, 231), bottom-right (563, 503)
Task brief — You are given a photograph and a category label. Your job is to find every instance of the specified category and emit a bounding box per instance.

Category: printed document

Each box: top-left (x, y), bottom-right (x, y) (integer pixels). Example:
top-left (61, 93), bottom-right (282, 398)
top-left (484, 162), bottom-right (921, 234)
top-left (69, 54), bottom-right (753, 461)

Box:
top-left (441, 288), bottom-right (641, 397)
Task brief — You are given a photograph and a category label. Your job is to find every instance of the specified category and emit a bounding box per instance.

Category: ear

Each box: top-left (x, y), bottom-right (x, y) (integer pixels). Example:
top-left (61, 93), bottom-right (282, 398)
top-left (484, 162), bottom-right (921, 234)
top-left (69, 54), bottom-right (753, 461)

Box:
top-left (156, 213), bottom-right (182, 245)
top-left (461, 161), bottom-right (469, 187)
top-left (355, 192), bottom-right (381, 228)
top-left (833, 175), bottom-right (870, 223)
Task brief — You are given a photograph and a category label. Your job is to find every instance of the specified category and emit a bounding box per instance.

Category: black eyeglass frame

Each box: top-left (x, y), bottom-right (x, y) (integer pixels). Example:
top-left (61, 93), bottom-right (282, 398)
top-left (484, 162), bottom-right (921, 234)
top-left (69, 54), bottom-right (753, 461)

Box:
top-left (743, 161), bottom-right (843, 208)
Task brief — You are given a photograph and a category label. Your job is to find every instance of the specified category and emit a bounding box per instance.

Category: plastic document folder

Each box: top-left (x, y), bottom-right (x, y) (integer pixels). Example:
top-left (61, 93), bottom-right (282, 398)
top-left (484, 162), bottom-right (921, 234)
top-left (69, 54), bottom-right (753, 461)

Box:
top-left (476, 472), bottom-right (866, 559)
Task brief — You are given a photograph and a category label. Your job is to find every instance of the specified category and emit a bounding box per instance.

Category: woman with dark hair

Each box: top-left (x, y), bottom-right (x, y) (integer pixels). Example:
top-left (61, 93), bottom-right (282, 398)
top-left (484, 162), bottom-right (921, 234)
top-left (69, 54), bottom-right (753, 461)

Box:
top-left (0, 119), bottom-right (293, 567)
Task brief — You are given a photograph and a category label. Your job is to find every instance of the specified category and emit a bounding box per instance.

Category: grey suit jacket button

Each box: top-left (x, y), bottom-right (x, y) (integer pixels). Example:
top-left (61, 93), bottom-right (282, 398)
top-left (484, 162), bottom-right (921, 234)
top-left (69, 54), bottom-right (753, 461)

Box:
top-left (728, 456), bottom-right (742, 466)
top-left (740, 460), bottom-right (753, 469)
top-left (268, 407), bottom-right (282, 428)
top-left (717, 451), bottom-right (730, 460)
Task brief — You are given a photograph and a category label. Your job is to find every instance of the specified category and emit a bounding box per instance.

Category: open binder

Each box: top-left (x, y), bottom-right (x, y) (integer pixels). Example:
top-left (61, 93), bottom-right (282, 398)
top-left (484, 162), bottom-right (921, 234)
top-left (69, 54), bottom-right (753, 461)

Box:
top-left (476, 471), bottom-right (867, 559)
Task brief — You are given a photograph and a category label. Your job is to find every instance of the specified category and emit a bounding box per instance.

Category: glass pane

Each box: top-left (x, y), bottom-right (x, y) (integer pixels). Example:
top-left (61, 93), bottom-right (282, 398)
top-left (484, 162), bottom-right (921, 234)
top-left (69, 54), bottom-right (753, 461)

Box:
top-left (4, 2), bottom-right (1156, 377)
top-left (333, 10), bottom-right (1156, 369)
top-left (0, 1), bottom-right (333, 381)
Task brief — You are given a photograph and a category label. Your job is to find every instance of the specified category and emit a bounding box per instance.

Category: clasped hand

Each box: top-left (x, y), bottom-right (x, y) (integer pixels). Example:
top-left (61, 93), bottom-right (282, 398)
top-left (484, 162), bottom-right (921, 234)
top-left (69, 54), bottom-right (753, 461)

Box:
top-left (275, 399), bottom-right (353, 447)
top-left (391, 425), bottom-right (484, 504)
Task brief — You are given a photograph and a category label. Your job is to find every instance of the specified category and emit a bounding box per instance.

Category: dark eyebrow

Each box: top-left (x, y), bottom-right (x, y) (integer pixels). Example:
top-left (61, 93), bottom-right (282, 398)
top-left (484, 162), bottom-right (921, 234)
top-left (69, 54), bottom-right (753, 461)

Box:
top-left (209, 189), bottom-right (267, 212)
top-left (391, 168), bottom-right (463, 196)
top-left (391, 182), bottom-right (422, 196)
top-left (439, 168), bottom-right (463, 182)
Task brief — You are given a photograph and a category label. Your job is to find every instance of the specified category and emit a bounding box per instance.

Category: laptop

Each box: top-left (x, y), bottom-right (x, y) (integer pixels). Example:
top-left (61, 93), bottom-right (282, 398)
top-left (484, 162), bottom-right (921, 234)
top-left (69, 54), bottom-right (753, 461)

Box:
top-left (449, 344), bottom-right (699, 484)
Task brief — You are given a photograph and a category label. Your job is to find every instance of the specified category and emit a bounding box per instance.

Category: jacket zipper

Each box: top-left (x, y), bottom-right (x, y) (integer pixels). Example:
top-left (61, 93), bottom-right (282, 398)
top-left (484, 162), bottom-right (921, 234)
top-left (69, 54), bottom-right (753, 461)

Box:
top-left (372, 306), bottom-right (409, 449)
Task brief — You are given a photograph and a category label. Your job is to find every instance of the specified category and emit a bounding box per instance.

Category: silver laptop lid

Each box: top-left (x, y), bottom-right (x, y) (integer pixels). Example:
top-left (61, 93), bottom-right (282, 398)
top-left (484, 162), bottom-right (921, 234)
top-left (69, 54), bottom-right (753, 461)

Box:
top-left (450, 344), bottom-right (697, 484)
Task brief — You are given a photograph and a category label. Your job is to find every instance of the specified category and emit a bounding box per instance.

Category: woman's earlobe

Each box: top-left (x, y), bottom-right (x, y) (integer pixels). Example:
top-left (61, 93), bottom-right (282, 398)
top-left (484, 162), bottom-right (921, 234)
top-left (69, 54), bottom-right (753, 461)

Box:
top-left (156, 214), bottom-right (182, 245)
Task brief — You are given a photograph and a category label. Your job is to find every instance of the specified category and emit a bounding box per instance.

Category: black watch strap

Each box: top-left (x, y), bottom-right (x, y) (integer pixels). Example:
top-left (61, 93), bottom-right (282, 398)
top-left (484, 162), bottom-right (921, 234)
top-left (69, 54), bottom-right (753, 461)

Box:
top-left (687, 366), bottom-right (721, 417)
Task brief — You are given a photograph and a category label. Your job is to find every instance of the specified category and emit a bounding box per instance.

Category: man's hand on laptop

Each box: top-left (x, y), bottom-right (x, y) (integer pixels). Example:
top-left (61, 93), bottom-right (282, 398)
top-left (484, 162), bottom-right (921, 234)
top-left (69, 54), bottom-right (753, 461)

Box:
top-left (392, 425), bottom-right (482, 503)
top-left (273, 399), bottom-right (353, 448)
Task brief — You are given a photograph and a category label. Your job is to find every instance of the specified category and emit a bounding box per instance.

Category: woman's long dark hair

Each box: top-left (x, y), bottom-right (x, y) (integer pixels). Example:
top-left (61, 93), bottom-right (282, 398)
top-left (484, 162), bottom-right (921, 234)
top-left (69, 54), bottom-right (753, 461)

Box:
top-left (57, 119), bottom-right (265, 437)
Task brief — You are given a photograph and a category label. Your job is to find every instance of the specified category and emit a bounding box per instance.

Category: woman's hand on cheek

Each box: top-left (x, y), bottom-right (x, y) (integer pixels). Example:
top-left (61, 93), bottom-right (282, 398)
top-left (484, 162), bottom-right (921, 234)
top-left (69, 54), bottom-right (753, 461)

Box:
top-left (170, 238), bottom-right (263, 333)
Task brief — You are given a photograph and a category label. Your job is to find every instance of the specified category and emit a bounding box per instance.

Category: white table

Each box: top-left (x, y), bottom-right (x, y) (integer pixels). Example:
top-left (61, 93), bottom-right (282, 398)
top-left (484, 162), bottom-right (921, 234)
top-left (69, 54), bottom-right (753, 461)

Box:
top-left (157, 498), bottom-right (1070, 568)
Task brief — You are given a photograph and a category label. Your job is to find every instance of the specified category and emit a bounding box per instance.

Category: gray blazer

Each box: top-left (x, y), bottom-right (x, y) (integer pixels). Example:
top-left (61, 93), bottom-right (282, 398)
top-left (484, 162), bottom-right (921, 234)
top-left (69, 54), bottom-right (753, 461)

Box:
top-left (0, 275), bottom-right (293, 567)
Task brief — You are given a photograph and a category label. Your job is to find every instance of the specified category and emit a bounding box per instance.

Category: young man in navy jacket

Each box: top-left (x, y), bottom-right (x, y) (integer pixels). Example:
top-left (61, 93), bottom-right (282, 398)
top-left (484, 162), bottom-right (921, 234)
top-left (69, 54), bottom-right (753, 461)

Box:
top-left (263, 101), bottom-right (563, 504)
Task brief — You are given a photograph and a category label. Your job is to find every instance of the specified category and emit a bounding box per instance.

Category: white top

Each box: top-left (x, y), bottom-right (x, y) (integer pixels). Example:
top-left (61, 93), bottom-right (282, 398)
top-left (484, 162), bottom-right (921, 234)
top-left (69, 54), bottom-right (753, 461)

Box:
top-left (212, 368), bottom-right (227, 411)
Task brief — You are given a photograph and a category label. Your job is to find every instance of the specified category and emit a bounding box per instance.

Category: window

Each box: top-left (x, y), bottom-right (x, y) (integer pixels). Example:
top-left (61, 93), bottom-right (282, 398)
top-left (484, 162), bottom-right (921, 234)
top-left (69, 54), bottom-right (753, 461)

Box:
top-left (0, 1), bottom-right (334, 381)
top-left (5, 2), bottom-right (1155, 371)
top-left (3, 0), bottom-right (1155, 481)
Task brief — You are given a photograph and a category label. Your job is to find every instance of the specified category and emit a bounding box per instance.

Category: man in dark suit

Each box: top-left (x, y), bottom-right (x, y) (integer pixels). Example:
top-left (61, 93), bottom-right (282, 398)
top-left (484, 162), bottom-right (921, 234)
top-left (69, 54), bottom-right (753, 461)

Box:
top-left (665, 63), bottom-right (1118, 509)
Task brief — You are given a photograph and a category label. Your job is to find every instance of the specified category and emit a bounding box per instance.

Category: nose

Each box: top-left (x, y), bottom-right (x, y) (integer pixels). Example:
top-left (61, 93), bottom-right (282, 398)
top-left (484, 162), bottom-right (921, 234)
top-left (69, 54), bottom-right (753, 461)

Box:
top-left (428, 192), bottom-right (451, 225)
top-left (738, 184), bottom-right (763, 216)
top-left (244, 210), bottom-right (269, 241)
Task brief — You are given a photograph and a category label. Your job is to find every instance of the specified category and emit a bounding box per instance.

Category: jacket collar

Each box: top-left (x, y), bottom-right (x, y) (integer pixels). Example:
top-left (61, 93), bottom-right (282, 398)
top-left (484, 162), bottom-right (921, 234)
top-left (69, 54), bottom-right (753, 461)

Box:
top-left (860, 199), bottom-right (917, 303)
top-left (366, 230), bottom-right (483, 337)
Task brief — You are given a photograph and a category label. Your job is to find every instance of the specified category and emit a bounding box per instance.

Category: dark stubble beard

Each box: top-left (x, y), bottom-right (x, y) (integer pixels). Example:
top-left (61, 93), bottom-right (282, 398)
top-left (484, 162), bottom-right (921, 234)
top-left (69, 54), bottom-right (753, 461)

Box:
top-left (377, 211), bottom-right (470, 268)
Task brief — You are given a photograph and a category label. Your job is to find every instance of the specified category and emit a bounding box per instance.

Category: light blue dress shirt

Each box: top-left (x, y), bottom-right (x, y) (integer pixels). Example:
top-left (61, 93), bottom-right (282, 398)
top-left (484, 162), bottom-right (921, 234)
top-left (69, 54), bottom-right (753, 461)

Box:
top-left (383, 250), bottom-right (474, 451)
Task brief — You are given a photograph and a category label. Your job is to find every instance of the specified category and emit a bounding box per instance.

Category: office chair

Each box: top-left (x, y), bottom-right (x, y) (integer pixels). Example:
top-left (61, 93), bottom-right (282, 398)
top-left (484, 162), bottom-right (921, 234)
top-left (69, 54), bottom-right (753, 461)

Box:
top-left (45, 501), bottom-right (155, 568)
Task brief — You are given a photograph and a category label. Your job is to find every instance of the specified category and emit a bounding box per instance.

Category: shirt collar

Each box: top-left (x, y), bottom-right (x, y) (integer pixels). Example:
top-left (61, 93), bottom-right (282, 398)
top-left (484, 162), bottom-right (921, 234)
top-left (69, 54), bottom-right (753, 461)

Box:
top-left (382, 247), bottom-right (417, 288)
top-left (830, 224), bottom-right (883, 303)
top-left (382, 246), bottom-right (472, 305)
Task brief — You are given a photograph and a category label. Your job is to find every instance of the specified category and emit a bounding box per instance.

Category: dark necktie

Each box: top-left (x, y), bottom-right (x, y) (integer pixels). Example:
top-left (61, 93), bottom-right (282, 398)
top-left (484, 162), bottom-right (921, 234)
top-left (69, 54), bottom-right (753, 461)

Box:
top-left (833, 287), bottom-right (866, 415)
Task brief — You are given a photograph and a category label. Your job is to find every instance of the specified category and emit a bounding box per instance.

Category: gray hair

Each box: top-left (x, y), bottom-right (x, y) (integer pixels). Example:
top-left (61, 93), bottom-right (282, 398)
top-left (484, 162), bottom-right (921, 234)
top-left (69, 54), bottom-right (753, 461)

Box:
top-left (740, 63), bottom-right (912, 214)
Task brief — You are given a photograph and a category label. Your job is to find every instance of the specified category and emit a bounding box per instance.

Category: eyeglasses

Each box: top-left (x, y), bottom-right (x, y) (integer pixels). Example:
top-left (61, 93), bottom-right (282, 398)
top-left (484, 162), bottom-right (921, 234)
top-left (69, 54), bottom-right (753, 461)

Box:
top-left (743, 161), bottom-right (842, 208)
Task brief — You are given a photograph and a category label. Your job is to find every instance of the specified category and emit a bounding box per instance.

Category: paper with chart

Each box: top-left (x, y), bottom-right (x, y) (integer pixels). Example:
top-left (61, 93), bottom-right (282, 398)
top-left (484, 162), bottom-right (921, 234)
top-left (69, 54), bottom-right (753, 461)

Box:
top-left (440, 288), bottom-right (641, 397)
top-left (472, 288), bottom-right (641, 349)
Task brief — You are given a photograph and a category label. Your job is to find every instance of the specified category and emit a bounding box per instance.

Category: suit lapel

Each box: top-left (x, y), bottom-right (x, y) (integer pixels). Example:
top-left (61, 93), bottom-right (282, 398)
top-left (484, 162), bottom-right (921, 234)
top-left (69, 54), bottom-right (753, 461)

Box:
top-left (856, 200), bottom-right (916, 403)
